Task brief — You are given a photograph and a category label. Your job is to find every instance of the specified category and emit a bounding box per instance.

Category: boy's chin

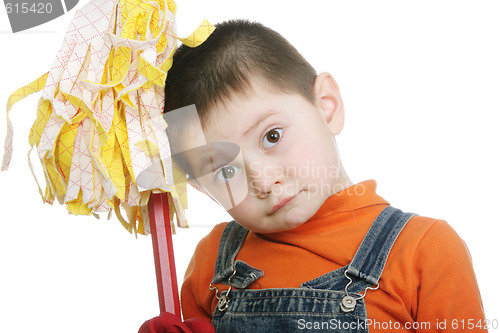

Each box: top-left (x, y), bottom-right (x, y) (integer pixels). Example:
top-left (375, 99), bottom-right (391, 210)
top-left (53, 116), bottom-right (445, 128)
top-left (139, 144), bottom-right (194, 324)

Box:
top-left (257, 206), bottom-right (315, 233)
top-left (240, 212), bottom-right (310, 234)
top-left (281, 208), bottom-right (313, 230)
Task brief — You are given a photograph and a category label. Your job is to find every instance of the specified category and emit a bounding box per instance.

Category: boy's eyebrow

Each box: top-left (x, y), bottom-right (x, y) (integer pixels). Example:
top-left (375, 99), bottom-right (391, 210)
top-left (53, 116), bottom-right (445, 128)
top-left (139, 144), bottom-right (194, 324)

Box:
top-left (193, 149), bottom-right (214, 176)
top-left (181, 142), bottom-right (240, 178)
top-left (242, 110), bottom-right (279, 137)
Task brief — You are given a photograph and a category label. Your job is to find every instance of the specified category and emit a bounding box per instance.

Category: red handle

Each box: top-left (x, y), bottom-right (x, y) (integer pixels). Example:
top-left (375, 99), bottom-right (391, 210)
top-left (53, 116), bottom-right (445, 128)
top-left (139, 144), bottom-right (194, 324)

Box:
top-left (148, 192), bottom-right (181, 318)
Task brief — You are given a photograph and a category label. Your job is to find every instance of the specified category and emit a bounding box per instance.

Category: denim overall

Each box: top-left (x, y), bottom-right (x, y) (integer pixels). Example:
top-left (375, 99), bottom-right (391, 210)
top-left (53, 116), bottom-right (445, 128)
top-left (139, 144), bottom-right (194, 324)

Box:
top-left (209, 206), bottom-right (414, 332)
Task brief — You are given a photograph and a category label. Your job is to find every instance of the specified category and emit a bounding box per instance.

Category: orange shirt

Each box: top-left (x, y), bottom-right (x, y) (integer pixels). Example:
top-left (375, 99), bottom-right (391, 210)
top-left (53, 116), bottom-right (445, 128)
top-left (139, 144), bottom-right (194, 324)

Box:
top-left (181, 180), bottom-right (486, 332)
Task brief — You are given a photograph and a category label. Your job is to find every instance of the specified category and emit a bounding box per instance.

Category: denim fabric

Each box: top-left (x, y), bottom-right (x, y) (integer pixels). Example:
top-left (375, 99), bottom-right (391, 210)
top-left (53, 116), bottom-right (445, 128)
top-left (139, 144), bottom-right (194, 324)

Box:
top-left (211, 222), bottom-right (264, 289)
top-left (211, 206), bottom-right (414, 332)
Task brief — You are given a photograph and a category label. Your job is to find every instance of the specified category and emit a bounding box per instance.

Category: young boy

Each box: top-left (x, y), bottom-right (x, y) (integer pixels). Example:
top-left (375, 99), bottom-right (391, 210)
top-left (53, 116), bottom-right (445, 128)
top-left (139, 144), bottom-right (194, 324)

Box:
top-left (140, 19), bottom-right (486, 332)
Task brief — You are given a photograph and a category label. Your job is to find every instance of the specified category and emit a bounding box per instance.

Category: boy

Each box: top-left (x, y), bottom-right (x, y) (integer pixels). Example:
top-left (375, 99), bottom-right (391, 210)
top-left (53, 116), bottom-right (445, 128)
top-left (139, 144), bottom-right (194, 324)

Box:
top-left (140, 20), bottom-right (485, 332)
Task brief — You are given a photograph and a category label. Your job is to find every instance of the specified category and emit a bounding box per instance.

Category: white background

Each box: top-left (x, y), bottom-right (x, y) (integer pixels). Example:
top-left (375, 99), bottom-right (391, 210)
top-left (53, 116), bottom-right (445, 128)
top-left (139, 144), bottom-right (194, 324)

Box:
top-left (1, 0), bottom-right (499, 332)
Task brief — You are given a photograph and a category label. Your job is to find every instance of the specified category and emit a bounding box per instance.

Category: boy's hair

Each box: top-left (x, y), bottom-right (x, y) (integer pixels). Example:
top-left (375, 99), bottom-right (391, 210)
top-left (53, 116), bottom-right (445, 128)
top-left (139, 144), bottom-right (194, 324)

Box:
top-left (164, 19), bottom-right (318, 125)
top-left (163, 19), bottom-right (317, 178)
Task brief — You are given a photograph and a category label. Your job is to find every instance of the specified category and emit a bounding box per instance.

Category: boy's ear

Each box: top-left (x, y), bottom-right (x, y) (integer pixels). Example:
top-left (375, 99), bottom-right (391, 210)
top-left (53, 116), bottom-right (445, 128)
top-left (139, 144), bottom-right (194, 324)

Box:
top-left (314, 72), bottom-right (345, 135)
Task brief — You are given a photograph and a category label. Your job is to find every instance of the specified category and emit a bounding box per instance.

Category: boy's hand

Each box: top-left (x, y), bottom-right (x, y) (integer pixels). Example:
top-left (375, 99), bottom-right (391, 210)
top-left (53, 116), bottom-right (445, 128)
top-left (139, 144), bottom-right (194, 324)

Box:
top-left (138, 312), bottom-right (215, 333)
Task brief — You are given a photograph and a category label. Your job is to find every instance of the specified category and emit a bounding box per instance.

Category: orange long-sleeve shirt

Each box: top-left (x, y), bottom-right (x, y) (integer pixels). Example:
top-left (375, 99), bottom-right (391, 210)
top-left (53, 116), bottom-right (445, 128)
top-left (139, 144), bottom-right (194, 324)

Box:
top-left (181, 180), bottom-right (486, 332)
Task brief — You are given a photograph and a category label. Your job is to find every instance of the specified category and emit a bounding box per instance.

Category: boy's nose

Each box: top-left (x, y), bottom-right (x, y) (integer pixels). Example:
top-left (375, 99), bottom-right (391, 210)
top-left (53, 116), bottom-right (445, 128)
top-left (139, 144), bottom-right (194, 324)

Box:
top-left (247, 161), bottom-right (285, 199)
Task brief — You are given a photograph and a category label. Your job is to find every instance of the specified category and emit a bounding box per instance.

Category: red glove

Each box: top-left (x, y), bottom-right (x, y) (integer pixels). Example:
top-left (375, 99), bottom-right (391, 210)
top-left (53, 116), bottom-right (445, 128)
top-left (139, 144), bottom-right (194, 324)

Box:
top-left (138, 312), bottom-right (215, 333)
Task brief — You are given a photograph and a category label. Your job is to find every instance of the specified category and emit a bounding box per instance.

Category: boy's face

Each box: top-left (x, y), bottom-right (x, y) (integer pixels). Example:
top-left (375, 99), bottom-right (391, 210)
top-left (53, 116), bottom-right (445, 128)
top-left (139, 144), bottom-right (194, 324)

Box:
top-left (182, 76), bottom-right (351, 233)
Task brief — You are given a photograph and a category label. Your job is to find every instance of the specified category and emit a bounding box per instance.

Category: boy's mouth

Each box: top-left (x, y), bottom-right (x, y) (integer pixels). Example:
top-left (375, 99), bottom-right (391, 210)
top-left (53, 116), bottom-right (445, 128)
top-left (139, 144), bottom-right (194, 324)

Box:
top-left (269, 194), bottom-right (298, 215)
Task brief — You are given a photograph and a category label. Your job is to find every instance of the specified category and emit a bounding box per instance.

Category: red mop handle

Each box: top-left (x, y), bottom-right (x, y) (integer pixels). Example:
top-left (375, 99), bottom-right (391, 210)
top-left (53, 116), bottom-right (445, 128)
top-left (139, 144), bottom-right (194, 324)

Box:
top-left (148, 192), bottom-right (181, 318)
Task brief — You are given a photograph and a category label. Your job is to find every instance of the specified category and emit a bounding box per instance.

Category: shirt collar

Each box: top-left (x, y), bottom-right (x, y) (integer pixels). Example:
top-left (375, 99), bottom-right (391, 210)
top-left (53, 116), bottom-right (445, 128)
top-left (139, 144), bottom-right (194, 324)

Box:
top-left (276, 180), bottom-right (389, 235)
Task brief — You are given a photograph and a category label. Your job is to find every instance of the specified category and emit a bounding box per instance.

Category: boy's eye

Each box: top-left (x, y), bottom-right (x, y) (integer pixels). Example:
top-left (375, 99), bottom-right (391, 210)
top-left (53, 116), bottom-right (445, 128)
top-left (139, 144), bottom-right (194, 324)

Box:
top-left (215, 165), bottom-right (240, 183)
top-left (263, 128), bottom-right (283, 149)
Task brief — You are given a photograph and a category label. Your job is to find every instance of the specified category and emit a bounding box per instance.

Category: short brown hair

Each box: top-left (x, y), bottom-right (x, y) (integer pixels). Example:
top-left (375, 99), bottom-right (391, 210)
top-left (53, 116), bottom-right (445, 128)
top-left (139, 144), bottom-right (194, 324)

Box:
top-left (164, 19), bottom-right (317, 125)
top-left (163, 20), bottom-right (318, 177)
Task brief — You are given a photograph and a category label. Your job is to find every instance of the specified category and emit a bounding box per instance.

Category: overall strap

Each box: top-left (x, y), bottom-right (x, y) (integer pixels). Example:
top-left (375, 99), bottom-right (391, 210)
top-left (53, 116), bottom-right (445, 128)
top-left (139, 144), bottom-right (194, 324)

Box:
top-left (346, 206), bottom-right (415, 286)
top-left (211, 221), bottom-right (264, 289)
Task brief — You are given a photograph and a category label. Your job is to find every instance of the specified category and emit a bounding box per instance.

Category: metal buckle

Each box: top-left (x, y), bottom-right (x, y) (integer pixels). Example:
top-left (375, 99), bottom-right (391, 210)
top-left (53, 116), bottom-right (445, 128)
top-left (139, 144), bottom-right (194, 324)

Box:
top-left (341, 270), bottom-right (379, 313)
top-left (209, 269), bottom-right (237, 312)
